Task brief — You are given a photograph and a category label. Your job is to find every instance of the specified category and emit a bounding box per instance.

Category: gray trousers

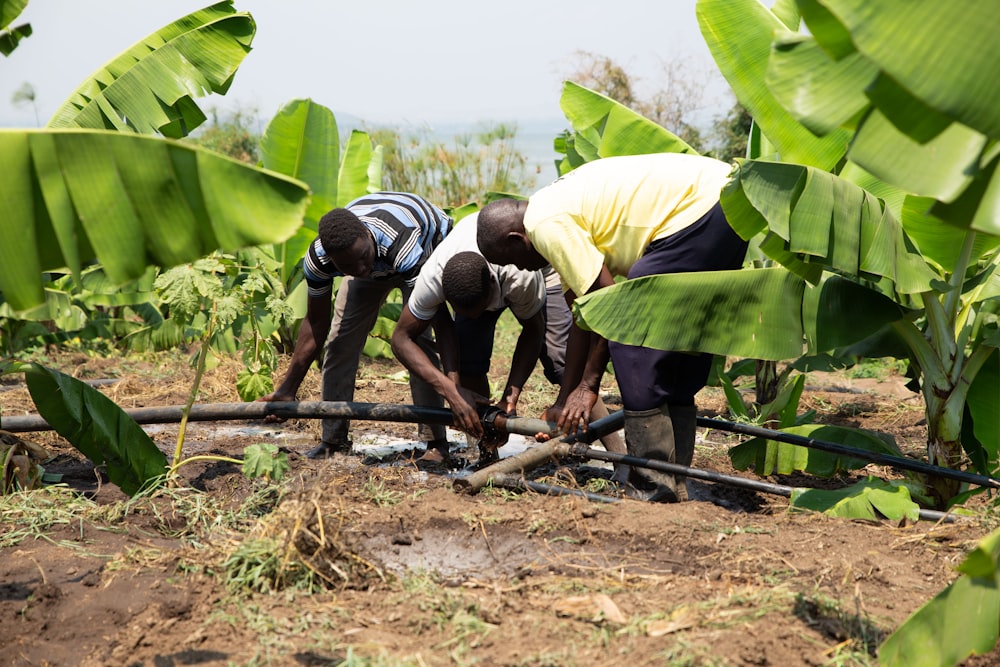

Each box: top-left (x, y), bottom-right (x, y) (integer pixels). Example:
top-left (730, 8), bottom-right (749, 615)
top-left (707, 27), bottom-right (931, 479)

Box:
top-left (321, 275), bottom-right (446, 445)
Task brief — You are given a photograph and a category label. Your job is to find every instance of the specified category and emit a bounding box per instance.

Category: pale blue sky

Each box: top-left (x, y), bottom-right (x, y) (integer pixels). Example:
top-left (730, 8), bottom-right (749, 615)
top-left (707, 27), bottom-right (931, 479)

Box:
top-left (2, 0), bottom-right (731, 130)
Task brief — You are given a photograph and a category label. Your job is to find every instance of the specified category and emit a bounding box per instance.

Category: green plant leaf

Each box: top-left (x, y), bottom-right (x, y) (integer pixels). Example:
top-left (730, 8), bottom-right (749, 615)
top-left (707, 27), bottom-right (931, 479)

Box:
top-left (722, 160), bottom-right (940, 297)
top-left (236, 368), bottom-right (273, 402)
top-left (47, 1), bottom-right (253, 138)
top-left (338, 129), bottom-right (380, 205)
top-left (879, 527), bottom-right (1000, 666)
top-left (261, 98), bottom-right (339, 222)
top-left (241, 443), bottom-right (289, 482)
top-left (23, 363), bottom-right (166, 496)
top-left (573, 267), bottom-right (805, 361)
top-left (696, 0), bottom-right (850, 169)
top-left (790, 477), bottom-right (919, 521)
top-left (558, 82), bottom-right (697, 165)
top-left (0, 129), bottom-right (308, 312)
top-left (812, 0), bottom-right (1000, 142)
top-left (730, 424), bottom-right (902, 477)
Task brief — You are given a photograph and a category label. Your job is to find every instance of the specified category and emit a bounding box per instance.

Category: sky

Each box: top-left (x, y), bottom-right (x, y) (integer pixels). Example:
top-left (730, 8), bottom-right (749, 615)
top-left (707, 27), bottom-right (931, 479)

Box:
top-left (1, 0), bottom-right (732, 132)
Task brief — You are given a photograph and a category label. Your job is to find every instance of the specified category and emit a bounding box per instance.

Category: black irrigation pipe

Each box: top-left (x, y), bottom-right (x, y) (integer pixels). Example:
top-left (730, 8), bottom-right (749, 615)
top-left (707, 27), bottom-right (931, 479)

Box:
top-left (557, 444), bottom-right (957, 524)
top-left (5, 398), bottom-right (996, 494)
top-left (697, 417), bottom-right (1000, 492)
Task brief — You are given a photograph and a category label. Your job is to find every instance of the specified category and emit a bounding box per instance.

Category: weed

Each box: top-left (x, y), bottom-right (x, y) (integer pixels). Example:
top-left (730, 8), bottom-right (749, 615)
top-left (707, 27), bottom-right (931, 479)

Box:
top-left (362, 475), bottom-right (404, 507)
top-left (223, 537), bottom-right (320, 594)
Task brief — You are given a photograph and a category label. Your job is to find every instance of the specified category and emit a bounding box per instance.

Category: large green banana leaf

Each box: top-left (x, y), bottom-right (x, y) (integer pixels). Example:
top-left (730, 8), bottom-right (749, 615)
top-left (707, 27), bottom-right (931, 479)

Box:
top-left (814, 0), bottom-right (1000, 142)
top-left (337, 129), bottom-right (383, 206)
top-left (259, 99), bottom-right (382, 288)
top-left (0, 0), bottom-right (30, 55)
top-left (0, 129), bottom-right (309, 312)
top-left (47, 1), bottom-right (252, 138)
top-left (260, 98), bottom-right (339, 285)
top-left (880, 526), bottom-right (1000, 666)
top-left (696, 0), bottom-right (850, 170)
top-left (572, 266), bottom-right (906, 361)
top-left (261, 98), bottom-right (339, 221)
top-left (18, 362), bottom-right (168, 496)
top-left (557, 82), bottom-right (697, 171)
top-left (722, 159), bottom-right (939, 296)
top-left (764, 0), bottom-right (1000, 235)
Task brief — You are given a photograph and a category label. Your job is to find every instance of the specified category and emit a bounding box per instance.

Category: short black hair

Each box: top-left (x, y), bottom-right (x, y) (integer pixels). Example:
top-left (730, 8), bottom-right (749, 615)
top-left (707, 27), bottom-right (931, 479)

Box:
top-left (443, 252), bottom-right (491, 311)
top-left (318, 208), bottom-right (368, 253)
top-left (476, 199), bottom-right (523, 260)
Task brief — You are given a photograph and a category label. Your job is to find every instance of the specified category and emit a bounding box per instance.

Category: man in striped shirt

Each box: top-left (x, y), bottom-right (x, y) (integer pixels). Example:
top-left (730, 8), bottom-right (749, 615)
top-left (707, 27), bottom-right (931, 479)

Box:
top-left (260, 192), bottom-right (453, 459)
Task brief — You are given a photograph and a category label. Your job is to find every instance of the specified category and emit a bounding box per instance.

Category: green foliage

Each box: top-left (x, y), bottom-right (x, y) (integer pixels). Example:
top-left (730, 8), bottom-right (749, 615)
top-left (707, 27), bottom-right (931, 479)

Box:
top-left (791, 477), bottom-right (921, 522)
top-left (0, 0), bottom-right (31, 56)
top-left (154, 249), bottom-right (293, 401)
top-left (188, 107), bottom-right (261, 163)
top-left (241, 443), bottom-right (290, 482)
top-left (730, 423), bottom-right (902, 477)
top-left (371, 123), bottom-right (537, 207)
top-left (15, 362), bottom-right (167, 496)
top-left (880, 527), bottom-right (1000, 666)
top-left (47, 1), bottom-right (254, 137)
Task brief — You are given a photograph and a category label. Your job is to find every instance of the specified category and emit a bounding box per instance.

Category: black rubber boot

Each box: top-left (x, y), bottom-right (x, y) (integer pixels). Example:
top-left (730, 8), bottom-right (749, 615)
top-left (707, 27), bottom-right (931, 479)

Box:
top-left (667, 404), bottom-right (697, 502)
top-left (305, 440), bottom-right (352, 459)
top-left (623, 406), bottom-right (680, 503)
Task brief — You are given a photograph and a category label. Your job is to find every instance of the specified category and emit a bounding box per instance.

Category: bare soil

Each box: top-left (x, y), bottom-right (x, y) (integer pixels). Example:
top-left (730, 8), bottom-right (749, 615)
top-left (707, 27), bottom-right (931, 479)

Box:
top-left (1, 349), bottom-right (996, 667)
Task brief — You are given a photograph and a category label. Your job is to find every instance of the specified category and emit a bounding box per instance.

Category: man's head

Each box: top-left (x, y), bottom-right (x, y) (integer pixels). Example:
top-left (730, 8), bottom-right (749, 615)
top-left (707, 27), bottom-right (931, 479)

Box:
top-left (442, 252), bottom-right (491, 318)
top-left (318, 208), bottom-right (375, 278)
top-left (476, 199), bottom-right (548, 271)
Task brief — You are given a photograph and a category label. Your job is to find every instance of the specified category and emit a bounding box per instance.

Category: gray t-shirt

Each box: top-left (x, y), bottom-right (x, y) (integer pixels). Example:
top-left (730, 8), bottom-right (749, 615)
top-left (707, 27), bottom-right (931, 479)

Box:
top-left (407, 212), bottom-right (545, 321)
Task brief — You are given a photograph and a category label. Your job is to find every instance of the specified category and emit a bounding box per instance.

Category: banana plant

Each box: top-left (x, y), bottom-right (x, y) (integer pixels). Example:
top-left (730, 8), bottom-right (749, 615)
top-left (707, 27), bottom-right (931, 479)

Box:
top-left (0, 2), bottom-right (310, 494)
top-left (569, 0), bottom-right (1000, 508)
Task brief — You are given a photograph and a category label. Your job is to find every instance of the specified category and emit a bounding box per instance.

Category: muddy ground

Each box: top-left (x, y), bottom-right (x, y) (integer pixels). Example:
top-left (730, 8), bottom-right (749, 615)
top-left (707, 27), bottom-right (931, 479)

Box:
top-left (1, 347), bottom-right (997, 667)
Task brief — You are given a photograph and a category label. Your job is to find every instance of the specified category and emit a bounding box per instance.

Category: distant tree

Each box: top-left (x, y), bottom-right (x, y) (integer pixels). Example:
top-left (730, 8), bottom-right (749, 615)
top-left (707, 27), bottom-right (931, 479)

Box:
top-left (564, 50), bottom-right (716, 153)
top-left (706, 100), bottom-right (753, 161)
top-left (189, 107), bottom-right (261, 164)
top-left (11, 81), bottom-right (38, 126)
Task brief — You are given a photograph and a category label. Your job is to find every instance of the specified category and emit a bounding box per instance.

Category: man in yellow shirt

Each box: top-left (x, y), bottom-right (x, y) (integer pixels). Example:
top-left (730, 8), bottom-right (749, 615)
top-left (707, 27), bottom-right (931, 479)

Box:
top-left (476, 153), bottom-right (747, 502)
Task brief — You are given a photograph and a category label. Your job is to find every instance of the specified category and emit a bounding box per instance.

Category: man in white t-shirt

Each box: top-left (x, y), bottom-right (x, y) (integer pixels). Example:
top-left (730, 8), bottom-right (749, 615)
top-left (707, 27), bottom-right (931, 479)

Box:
top-left (392, 212), bottom-right (626, 468)
top-left (476, 154), bottom-right (748, 501)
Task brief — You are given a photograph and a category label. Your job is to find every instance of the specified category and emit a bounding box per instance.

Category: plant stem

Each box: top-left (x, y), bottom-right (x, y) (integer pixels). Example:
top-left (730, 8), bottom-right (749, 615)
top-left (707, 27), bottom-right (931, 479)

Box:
top-left (167, 454), bottom-right (243, 478)
top-left (171, 304), bottom-right (217, 470)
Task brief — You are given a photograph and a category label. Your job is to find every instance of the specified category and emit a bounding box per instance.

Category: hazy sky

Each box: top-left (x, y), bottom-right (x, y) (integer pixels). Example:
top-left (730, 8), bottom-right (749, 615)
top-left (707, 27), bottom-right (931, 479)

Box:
top-left (1, 0), bottom-right (731, 130)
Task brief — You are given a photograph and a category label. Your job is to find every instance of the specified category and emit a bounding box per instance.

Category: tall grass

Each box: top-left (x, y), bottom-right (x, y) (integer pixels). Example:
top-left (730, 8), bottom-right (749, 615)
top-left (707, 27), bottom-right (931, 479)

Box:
top-left (370, 123), bottom-right (538, 209)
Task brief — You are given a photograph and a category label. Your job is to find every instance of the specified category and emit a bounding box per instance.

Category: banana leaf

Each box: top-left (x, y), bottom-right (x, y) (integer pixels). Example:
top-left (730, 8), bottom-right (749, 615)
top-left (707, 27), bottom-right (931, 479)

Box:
top-left (260, 98), bottom-right (339, 284)
top-left (722, 160), bottom-right (940, 297)
top-left (695, 0), bottom-right (850, 170)
top-left (338, 129), bottom-right (382, 206)
top-left (261, 98), bottom-right (339, 222)
top-left (558, 82), bottom-right (698, 168)
top-left (765, 1), bottom-right (1000, 234)
top-left (573, 265), bottom-right (908, 362)
top-left (0, 129), bottom-right (309, 312)
top-left (811, 0), bottom-right (1000, 142)
top-left (47, 1), bottom-right (252, 138)
top-left (790, 477), bottom-right (920, 522)
top-left (730, 424), bottom-right (902, 477)
top-left (879, 527), bottom-right (1000, 666)
top-left (20, 363), bottom-right (167, 496)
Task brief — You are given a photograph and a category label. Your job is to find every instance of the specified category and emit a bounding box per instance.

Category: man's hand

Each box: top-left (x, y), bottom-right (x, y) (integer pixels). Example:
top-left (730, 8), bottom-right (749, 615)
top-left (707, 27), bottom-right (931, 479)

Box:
top-left (448, 386), bottom-right (490, 438)
top-left (555, 385), bottom-right (598, 436)
top-left (256, 389), bottom-right (296, 423)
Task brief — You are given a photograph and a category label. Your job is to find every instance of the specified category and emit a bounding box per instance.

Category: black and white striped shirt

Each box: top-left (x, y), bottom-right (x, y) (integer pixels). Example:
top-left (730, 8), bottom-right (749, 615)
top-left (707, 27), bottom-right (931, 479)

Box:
top-left (303, 192), bottom-right (452, 297)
